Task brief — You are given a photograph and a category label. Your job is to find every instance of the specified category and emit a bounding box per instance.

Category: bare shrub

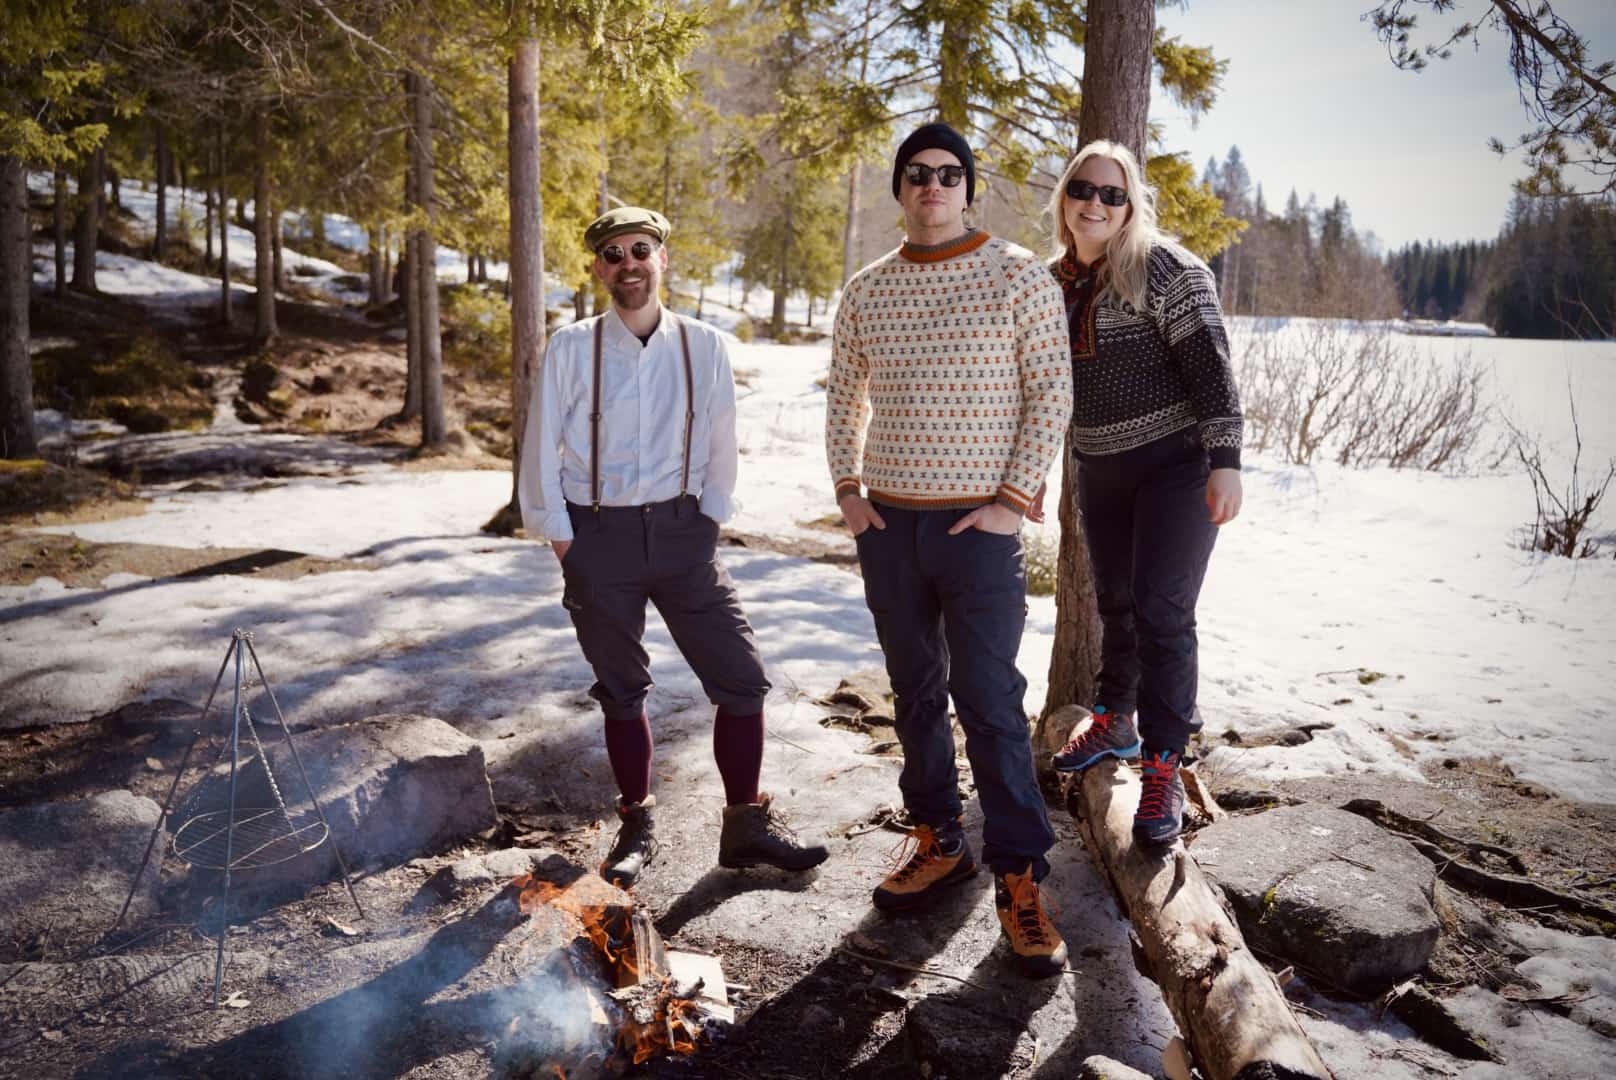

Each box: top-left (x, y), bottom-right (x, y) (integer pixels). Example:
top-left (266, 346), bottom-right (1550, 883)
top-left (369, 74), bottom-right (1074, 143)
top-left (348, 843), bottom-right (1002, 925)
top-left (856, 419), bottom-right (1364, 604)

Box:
top-left (1233, 320), bottom-right (1493, 472)
top-left (1506, 390), bottom-right (1614, 559)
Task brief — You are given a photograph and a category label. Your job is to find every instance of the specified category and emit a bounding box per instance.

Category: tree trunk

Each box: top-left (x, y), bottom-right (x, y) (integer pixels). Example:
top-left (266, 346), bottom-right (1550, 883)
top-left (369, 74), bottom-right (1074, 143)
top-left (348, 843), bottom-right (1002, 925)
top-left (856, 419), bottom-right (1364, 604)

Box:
top-left (154, 123), bottom-right (168, 261)
top-left (272, 211), bottom-right (284, 292)
top-left (218, 121), bottom-right (232, 328)
top-left (53, 167), bottom-right (67, 297)
top-left (381, 227), bottom-right (392, 302)
top-left (414, 63), bottom-right (445, 447)
top-left (367, 224), bottom-right (385, 305)
top-left (936, 16), bottom-right (972, 130)
top-left (401, 72), bottom-right (422, 422)
top-left (1076, 0), bottom-right (1154, 158)
top-left (1063, 754), bottom-right (1332, 1080)
top-left (106, 163), bottom-right (120, 211)
top-left (487, 38), bottom-right (546, 535)
top-left (0, 156), bottom-right (37, 460)
top-left (772, 192), bottom-right (792, 338)
top-left (204, 149), bottom-right (214, 265)
top-left (841, 163), bottom-right (862, 286)
top-left (71, 146), bottom-right (102, 292)
top-left (1040, 0), bottom-right (1157, 731)
top-left (253, 104), bottom-right (276, 345)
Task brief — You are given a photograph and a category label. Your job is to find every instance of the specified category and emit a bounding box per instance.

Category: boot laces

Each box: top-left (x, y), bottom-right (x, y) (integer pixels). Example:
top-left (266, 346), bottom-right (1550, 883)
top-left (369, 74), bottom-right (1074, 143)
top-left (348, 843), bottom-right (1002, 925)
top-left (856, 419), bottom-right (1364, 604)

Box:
top-left (760, 804), bottom-right (802, 844)
top-left (885, 825), bottom-right (944, 883)
top-left (1058, 710), bottom-right (1112, 755)
top-left (1007, 874), bottom-right (1058, 945)
top-left (1138, 752), bottom-right (1179, 817)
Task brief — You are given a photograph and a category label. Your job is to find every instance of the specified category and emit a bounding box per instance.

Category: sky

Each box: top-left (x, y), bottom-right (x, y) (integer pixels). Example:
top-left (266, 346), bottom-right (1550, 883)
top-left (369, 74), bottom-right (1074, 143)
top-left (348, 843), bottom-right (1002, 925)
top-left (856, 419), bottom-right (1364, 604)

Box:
top-left (1150, 0), bottom-right (1616, 251)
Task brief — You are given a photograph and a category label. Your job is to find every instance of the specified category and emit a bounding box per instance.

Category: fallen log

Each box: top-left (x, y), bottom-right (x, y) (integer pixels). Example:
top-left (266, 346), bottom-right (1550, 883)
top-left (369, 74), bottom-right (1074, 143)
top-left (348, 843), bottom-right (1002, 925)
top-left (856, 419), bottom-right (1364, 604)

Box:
top-left (1066, 756), bottom-right (1333, 1080)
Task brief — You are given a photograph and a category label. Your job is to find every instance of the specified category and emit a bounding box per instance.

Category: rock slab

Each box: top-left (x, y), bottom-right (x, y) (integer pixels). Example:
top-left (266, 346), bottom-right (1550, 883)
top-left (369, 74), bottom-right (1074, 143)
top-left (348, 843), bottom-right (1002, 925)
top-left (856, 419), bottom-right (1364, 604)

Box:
top-left (0, 790), bottom-right (162, 962)
top-left (186, 713), bottom-right (496, 888)
top-left (906, 997), bottom-right (1036, 1078)
top-left (1192, 802), bottom-right (1439, 991)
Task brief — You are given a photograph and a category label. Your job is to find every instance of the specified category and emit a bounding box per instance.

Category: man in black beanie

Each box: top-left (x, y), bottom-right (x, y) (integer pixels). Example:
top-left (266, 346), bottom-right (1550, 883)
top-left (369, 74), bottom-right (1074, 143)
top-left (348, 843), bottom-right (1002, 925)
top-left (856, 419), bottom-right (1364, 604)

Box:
top-left (830, 121), bottom-right (1073, 977)
top-left (890, 121), bottom-right (977, 207)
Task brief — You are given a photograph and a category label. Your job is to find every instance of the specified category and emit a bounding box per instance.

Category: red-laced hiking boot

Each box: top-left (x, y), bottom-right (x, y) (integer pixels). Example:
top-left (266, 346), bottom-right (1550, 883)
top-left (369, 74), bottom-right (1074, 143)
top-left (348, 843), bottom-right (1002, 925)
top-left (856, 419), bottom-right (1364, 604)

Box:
top-left (1051, 706), bottom-right (1142, 772)
top-left (872, 822), bottom-right (977, 911)
top-left (995, 866), bottom-right (1068, 978)
top-left (1133, 750), bottom-right (1186, 847)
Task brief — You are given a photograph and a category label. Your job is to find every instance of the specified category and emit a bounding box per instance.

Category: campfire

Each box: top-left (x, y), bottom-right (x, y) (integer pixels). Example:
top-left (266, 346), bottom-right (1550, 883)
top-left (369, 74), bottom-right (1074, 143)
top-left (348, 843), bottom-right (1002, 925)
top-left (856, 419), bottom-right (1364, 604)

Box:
top-left (508, 871), bottom-right (733, 1075)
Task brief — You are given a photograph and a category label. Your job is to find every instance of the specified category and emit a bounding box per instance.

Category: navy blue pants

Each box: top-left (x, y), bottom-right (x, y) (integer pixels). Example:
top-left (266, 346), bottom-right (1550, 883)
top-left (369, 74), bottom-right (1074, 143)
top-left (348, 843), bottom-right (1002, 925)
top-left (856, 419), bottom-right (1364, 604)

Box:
top-left (855, 503), bottom-right (1055, 879)
top-left (1077, 428), bottom-right (1218, 755)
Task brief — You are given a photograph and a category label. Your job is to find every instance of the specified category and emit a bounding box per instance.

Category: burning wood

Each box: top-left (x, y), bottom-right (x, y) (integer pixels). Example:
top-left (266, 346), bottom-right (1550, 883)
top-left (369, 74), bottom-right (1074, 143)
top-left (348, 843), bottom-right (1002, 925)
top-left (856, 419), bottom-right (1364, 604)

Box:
top-left (510, 871), bottom-right (732, 1074)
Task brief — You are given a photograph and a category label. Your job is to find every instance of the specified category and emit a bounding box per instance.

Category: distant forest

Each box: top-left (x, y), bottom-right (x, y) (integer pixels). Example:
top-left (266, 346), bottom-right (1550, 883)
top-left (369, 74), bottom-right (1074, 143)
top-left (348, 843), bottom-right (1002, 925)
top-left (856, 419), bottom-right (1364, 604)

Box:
top-left (1200, 146), bottom-right (1616, 340)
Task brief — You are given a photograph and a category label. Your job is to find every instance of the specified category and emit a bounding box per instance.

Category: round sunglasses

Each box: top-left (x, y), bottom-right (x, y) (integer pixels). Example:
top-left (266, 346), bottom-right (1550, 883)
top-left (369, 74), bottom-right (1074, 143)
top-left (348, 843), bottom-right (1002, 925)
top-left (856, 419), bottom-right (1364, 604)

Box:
top-left (902, 163), bottom-right (966, 188)
top-left (1065, 178), bottom-right (1129, 207)
top-left (600, 240), bottom-right (660, 265)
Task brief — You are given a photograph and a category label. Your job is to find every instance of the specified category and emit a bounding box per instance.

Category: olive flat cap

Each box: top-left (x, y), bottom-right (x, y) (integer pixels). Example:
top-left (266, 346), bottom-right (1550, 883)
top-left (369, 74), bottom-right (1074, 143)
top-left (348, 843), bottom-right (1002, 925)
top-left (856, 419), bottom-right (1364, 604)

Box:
top-left (584, 206), bottom-right (671, 253)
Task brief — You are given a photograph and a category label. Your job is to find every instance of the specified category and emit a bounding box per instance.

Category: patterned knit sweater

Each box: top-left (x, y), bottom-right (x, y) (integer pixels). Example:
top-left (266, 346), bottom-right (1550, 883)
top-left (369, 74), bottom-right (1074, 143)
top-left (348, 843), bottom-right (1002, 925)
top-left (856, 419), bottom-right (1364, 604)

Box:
top-left (1055, 242), bottom-right (1243, 469)
top-left (827, 231), bottom-right (1073, 515)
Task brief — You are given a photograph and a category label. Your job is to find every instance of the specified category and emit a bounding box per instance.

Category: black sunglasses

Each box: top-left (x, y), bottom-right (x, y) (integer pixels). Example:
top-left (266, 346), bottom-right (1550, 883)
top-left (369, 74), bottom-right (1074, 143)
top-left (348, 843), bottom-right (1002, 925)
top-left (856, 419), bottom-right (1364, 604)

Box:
top-left (902, 163), bottom-right (966, 188)
top-left (600, 239), bottom-right (660, 265)
top-left (1065, 178), bottom-right (1129, 207)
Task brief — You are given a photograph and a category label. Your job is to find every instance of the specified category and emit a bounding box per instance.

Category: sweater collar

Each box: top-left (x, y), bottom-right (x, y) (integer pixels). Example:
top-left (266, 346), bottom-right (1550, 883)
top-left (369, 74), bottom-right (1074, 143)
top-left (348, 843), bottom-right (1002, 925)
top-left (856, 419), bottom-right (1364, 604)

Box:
top-left (899, 229), bottom-right (990, 264)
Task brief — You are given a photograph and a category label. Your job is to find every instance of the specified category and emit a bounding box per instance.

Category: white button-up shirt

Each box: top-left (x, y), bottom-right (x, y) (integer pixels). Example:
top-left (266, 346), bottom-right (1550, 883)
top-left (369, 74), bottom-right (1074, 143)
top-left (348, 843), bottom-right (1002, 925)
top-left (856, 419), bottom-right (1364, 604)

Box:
top-left (519, 306), bottom-right (739, 542)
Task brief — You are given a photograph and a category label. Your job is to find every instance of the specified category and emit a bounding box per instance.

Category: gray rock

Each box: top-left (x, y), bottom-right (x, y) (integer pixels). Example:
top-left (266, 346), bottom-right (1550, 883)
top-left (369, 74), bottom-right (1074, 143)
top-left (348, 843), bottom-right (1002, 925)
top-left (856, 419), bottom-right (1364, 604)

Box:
top-left (0, 791), bottom-right (162, 962)
top-left (1077, 1056), bottom-right (1154, 1080)
top-left (98, 697), bottom-right (198, 738)
top-left (824, 668), bottom-right (895, 721)
top-left (906, 997), bottom-right (1036, 1078)
top-left (182, 714), bottom-right (497, 890)
top-left (1193, 803), bottom-right (1439, 991)
top-left (427, 847), bottom-right (561, 901)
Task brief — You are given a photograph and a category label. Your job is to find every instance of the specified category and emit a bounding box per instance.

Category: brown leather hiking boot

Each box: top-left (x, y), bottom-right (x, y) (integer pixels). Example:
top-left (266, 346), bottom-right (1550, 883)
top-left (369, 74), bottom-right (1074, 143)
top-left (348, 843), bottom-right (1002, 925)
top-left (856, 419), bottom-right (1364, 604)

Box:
top-left (718, 793), bottom-right (829, 871)
top-left (995, 866), bottom-right (1067, 978)
top-left (600, 795), bottom-right (657, 889)
top-left (872, 822), bottom-right (977, 911)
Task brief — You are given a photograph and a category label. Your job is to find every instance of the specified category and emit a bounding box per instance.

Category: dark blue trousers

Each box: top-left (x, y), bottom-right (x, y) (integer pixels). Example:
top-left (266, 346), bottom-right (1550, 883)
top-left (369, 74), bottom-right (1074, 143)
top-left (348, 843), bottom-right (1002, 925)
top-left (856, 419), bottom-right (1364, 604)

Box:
top-left (855, 504), bottom-right (1055, 879)
top-left (1077, 428), bottom-right (1218, 755)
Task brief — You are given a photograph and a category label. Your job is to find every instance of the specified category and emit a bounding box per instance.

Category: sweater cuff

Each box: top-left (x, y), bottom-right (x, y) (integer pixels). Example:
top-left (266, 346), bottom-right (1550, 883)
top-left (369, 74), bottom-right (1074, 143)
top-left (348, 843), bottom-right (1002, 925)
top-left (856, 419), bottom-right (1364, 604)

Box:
top-left (1209, 446), bottom-right (1242, 471)
top-left (994, 484), bottom-right (1032, 516)
top-left (834, 478), bottom-right (863, 501)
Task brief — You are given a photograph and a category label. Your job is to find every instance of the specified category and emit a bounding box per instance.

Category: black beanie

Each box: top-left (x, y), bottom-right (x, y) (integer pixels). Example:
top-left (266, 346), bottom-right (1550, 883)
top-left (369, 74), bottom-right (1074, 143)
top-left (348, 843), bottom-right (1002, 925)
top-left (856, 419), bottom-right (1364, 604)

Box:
top-left (891, 122), bottom-right (976, 206)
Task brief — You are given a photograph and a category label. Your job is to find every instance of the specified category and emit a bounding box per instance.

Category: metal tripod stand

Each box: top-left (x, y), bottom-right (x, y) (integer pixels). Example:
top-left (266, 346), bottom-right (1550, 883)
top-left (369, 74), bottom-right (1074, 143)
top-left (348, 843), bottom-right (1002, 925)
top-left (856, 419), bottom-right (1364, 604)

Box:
top-left (107, 628), bottom-right (366, 1006)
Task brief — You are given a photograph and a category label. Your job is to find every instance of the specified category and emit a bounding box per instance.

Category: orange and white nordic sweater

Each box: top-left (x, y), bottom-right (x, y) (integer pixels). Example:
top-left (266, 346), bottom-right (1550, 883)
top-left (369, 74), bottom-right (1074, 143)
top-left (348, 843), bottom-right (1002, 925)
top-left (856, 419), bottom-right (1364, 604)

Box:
top-left (826, 231), bottom-right (1073, 516)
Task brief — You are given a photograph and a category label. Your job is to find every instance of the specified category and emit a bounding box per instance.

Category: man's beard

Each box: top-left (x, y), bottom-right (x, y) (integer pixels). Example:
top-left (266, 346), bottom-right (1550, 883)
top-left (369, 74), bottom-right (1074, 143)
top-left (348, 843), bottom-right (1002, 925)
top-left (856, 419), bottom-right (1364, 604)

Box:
top-left (609, 274), bottom-right (654, 310)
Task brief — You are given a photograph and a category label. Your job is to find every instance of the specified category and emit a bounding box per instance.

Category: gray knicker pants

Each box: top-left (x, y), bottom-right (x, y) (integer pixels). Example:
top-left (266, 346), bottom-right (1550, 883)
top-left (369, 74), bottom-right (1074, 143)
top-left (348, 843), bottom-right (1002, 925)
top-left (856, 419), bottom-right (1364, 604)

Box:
top-left (560, 495), bottom-right (770, 722)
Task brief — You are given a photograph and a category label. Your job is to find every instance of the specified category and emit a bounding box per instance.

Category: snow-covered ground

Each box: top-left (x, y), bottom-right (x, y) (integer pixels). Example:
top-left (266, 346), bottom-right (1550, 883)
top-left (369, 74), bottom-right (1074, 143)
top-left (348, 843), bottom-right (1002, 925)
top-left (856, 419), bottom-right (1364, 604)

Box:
top-left (11, 174), bottom-right (1616, 806)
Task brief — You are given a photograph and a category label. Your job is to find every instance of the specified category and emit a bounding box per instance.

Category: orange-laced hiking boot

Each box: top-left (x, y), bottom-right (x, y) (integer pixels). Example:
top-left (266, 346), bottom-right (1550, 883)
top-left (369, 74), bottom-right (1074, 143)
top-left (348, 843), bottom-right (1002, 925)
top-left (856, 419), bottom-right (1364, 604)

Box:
top-left (871, 822), bottom-right (977, 911)
top-left (994, 866), bottom-right (1068, 978)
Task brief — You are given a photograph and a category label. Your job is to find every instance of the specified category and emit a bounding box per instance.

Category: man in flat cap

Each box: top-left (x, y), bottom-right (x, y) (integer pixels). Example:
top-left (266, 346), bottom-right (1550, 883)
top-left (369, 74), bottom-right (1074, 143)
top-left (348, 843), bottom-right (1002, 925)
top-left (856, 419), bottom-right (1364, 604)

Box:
top-left (520, 207), bottom-right (826, 889)
top-left (826, 123), bottom-right (1073, 976)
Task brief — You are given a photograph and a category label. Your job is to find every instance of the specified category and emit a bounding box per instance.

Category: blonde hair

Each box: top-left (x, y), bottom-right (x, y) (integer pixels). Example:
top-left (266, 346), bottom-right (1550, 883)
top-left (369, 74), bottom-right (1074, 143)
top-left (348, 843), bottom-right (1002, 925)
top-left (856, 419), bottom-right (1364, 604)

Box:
top-left (1047, 140), bottom-right (1160, 312)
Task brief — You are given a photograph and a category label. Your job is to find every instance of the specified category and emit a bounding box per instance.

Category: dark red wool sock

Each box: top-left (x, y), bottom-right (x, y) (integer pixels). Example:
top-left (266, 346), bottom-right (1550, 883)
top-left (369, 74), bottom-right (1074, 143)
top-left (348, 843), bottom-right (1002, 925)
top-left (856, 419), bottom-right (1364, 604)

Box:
top-left (603, 709), bottom-right (653, 805)
top-left (713, 707), bottom-right (764, 806)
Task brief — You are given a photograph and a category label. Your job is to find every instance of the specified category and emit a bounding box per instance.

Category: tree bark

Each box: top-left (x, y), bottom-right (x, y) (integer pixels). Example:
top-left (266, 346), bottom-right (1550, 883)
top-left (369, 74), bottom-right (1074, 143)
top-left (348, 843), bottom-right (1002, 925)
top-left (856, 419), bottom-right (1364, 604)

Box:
top-left (414, 62), bottom-right (446, 447)
top-left (53, 167), bottom-right (67, 297)
top-left (489, 37), bottom-right (546, 535)
top-left (841, 164), bottom-right (862, 286)
top-left (253, 104), bottom-right (277, 345)
top-left (401, 71), bottom-right (422, 422)
top-left (0, 156), bottom-right (38, 460)
top-left (272, 211), bottom-right (284, 292)
top-left (367, 224), bottom-right (385, 305)
top-left (1076, 0), bottom-right (1154, 159)
top-left (204, 147), bottom-right (214, 266)
top-left (154, 123), bottom-right (168, 261)
top-left (71, 146), bottom-right (103, 293)
top-left (217, 120), bottom-right (231, 328)
top-left (936, 15), bottom-right (972, 131)
top-left (1063, 754), bottom-right (1332, 1080)
top-left (772, 189), bottom-right (792, 338)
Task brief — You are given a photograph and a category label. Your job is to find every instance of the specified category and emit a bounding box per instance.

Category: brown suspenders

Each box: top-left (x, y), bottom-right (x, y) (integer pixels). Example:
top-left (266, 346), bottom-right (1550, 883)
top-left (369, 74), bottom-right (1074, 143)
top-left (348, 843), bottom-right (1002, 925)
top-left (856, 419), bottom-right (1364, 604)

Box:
top-left (589, 315), bottom-right (696, 511)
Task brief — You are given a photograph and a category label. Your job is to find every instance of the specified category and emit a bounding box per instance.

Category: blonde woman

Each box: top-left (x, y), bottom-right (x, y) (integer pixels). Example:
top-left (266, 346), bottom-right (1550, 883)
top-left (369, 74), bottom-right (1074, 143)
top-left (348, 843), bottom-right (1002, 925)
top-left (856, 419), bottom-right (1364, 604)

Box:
top-left (1044, 140), bottom-right (1243, 847)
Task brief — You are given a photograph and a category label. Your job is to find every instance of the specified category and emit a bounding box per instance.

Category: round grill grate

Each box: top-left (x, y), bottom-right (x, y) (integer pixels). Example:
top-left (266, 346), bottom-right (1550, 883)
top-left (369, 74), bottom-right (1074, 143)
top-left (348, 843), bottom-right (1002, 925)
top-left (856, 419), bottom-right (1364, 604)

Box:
top-left (171, 808), bottom-right (330, 870)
